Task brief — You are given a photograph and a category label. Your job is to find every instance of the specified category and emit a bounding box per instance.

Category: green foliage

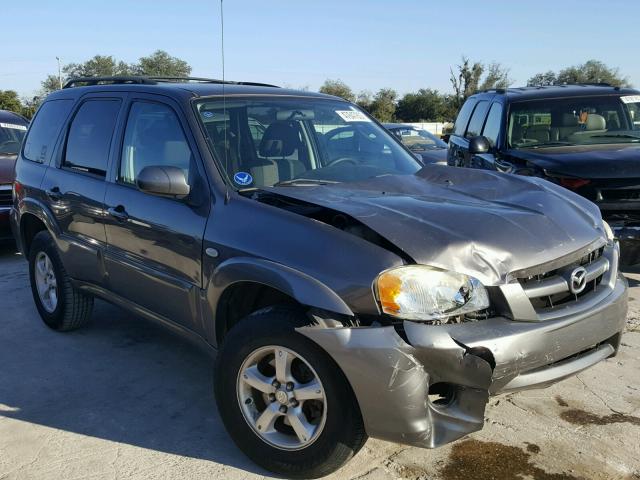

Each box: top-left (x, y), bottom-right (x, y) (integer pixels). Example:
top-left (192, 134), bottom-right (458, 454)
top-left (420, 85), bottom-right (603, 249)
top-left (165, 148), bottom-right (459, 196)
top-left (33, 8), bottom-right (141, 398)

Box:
top-left (396, 89), bottom-right (453, 122)
top-left (133, 50), bottom-right (192, 77)
top-left (449, 56), bottom-right (512, 110)
top-left (0, 90), bottom-right (23, 113)
top-left (369, 88), bottom-right (397, 122)
top-left (527, 60), bottom-right (631, 87)
top-left (38, 51), bottom-right (193, 94)
top-left (319, 79), bottom-right (356, 102)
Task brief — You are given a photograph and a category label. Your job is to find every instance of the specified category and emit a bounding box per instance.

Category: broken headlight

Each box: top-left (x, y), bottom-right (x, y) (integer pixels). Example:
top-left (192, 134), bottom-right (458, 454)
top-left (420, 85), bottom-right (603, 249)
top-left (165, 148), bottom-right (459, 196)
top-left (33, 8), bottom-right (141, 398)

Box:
top-left (602, 220), bottom-right (614, 243)
top-left (375, 265), bottom-right (489, 321)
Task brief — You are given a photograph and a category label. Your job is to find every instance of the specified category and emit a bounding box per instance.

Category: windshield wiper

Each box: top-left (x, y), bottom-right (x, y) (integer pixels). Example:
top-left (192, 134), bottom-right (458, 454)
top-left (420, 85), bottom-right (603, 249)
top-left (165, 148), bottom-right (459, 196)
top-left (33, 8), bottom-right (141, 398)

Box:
top-left (273, 178), bottom-right (340, 187)
top-left (527, 141), bottom-right (576, 148)
top-left (589, 134), bottom-right (640, 141)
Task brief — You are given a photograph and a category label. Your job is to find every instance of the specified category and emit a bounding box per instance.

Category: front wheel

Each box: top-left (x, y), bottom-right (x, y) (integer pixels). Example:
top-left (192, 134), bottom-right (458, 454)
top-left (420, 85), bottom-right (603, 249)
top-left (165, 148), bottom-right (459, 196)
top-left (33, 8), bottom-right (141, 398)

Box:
top-left (214, 307), bottom-right (366, 478)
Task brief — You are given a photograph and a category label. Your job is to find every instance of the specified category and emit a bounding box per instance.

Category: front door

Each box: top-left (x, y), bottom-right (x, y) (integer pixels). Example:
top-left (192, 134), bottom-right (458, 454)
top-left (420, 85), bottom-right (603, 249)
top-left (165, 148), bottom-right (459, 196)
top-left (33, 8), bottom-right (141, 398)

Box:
top-left (103, 96), bottom-right (210, 332)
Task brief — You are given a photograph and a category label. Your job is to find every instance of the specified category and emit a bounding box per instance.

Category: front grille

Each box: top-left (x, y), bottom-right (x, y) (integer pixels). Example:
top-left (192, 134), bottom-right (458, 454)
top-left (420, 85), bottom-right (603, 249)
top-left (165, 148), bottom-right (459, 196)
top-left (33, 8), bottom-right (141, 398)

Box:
top-left (601, 189), bottom-right (640, 201)
top-left (0, 185), bottom-right (11, 208)
top-left (517, 246), bottom-right (609, 314)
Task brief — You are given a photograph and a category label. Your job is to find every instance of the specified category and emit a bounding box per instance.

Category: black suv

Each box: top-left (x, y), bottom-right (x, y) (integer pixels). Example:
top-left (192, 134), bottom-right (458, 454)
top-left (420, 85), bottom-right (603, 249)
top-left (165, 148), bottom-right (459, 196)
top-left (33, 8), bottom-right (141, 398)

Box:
top-left (447, 84), bottom-right (640, 264)
top-left (11, 77), bottom-right (627, 478)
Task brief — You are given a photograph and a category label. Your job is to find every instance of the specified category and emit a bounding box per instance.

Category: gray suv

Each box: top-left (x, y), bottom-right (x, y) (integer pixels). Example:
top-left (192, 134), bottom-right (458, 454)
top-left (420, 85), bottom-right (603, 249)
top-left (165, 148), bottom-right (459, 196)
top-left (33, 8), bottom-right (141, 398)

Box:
top-left (11, 77), bottom-right (627, 478)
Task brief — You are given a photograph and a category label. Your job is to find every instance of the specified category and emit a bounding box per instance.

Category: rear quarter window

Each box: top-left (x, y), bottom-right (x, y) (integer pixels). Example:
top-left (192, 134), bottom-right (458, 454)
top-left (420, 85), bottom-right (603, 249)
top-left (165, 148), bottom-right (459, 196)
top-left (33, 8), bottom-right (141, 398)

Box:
top-left (23, 99), bottom-right (74, 164)
top-left (453, 99), bottom-right (477, 136)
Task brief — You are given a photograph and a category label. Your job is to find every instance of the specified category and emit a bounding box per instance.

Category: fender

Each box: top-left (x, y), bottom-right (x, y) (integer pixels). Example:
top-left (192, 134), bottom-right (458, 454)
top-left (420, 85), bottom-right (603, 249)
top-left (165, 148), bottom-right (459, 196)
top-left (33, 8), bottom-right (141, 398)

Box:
top-left (17, 197), bottom-right (62, 250)
top-left (210, 257), bottom-right (353, 316)
top-left (204, 256), bottom-right (354, 343)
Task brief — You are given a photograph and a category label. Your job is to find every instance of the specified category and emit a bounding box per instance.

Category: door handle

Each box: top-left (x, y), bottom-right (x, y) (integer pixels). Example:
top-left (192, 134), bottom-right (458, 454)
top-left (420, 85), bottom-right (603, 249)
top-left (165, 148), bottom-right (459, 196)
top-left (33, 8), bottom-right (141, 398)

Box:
top-left (45, 187), bottom-right (62, 201)
top-left (107, 205), bottom-right (129, 221)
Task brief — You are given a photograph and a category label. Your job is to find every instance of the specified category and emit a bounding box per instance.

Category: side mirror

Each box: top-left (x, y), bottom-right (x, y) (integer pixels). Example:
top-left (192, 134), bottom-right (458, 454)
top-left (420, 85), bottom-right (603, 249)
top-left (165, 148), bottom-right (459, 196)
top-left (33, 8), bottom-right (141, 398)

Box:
top-left (468, 136), bottom-right (491, 154)
top-left (136, 166), bottom-right (190, 198)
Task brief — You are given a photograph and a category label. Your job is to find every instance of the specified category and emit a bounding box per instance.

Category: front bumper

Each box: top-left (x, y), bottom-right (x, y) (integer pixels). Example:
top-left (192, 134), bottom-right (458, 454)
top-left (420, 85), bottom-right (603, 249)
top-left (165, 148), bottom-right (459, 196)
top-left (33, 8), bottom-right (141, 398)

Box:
top-left (0, 207), bottom-right (13, 241)
top-left (298, 274), bottom-right (627, 449)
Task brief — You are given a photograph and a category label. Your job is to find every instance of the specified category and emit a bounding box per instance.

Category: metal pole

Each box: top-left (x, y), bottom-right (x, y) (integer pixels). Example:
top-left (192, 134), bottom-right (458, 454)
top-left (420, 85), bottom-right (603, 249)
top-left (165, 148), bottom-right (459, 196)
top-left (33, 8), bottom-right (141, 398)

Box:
top-left (56, 57), bottom-right (62, 89)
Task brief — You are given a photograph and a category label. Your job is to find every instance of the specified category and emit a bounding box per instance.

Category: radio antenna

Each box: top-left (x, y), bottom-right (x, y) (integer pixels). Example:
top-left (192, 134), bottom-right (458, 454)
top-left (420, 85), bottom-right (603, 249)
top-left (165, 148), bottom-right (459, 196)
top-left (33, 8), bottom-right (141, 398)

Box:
top-left (220, 0), bottom-right (230, 203)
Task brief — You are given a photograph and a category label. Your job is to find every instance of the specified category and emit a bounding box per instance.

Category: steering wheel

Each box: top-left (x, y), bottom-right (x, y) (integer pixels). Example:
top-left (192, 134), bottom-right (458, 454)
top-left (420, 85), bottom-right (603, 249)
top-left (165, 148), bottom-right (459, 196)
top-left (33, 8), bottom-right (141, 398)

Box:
top-left (326, 156), bottom-right (358, 168)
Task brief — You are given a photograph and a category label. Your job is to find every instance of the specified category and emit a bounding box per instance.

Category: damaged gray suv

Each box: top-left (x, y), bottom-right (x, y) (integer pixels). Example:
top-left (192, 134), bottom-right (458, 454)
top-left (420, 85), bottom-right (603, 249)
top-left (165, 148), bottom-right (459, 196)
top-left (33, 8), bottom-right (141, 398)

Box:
top-left (12, 77), bottom-right (627, 478)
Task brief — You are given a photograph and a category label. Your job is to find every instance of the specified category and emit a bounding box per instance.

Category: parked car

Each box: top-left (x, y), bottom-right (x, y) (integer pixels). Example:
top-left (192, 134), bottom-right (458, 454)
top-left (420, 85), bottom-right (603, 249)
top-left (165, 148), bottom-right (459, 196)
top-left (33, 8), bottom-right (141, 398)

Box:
top-left (384, 123), bottom-right (448, 164)
top-left (447, 84), bottom-right (640, 265)
top-left (12, 77), bottom-right (627, 478)
top-left (0, 110), bottom-right (28, 241)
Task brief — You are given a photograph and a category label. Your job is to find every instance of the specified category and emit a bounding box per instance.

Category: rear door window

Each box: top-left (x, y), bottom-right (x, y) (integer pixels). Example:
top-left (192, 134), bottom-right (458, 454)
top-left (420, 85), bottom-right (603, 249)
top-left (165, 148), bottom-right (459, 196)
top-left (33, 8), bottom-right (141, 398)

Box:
top-left (63, 99), bottom-right (121, 176)
top-left (465, 101), bottom-right (490, 138)
top-left (23, 99), bottom-right (74, 163)
top-left (453, 99), bottom-right (477, 136)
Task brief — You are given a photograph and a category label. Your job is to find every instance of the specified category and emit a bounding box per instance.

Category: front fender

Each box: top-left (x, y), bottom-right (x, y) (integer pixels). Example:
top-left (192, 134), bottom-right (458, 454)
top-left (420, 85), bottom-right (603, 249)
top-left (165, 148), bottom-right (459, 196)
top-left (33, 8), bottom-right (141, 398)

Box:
top-left (211, 256), bottom-right (353, 316)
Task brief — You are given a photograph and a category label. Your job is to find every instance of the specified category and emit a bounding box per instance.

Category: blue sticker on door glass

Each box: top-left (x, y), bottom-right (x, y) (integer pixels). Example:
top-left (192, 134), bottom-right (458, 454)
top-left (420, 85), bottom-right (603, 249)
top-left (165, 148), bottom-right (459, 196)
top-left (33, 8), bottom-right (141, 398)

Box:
top-left (233, 171), bottom-right (253, 186)
top-left (202, 111), bottom-right (214, 118)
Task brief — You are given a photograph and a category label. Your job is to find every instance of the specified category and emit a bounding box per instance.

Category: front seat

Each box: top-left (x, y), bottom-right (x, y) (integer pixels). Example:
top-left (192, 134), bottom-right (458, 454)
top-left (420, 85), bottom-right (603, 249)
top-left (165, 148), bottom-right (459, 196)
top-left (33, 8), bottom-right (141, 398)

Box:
top-left (258, 121), bottom-right (308, 181)
top-left (569, 114), bottom-right (607, 140)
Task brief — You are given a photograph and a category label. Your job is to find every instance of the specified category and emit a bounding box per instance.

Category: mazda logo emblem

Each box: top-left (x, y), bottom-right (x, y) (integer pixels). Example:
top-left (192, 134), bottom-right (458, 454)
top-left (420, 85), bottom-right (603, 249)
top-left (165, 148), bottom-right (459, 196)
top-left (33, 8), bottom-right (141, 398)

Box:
top-left (569, 266), bottom-right (588, 294)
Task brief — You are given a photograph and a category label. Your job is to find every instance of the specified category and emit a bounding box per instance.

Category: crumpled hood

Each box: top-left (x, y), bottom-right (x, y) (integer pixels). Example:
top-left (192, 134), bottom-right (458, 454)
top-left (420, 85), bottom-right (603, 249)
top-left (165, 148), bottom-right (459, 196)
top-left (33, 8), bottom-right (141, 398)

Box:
top-left (508, 144), bottom-right (640, 179)
top-left (268, 166), bottom-right (606, 285)
top-left (0, 154), bottom-right (17, 184)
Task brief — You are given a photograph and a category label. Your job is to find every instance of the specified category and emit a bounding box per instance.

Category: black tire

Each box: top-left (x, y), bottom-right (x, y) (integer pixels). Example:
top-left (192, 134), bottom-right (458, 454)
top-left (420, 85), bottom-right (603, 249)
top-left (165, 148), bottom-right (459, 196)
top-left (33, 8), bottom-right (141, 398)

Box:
top-left (214, 306), bottom-right (367, 478)
top-left (28, 230), bottom-right (93, 331)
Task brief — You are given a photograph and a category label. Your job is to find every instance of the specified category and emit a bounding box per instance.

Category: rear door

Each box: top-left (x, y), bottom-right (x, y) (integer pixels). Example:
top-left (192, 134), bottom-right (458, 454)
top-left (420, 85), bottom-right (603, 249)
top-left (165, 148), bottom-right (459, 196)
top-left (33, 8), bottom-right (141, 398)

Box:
top-left (40, 93), bottom-right (125, 285)
top-left (103, 94), bottom-right (210, 333)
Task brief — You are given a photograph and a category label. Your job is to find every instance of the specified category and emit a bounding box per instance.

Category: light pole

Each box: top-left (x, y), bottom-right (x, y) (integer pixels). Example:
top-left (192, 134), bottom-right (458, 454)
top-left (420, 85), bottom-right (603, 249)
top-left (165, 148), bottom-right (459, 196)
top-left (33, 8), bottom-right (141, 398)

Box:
top-left (56, 57), bottom-right (62, 89)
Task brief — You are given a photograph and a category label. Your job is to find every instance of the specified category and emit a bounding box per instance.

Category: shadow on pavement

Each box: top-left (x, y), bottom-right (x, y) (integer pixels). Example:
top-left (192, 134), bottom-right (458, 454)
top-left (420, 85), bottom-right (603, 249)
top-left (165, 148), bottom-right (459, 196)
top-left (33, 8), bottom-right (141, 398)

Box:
top-left (0, 249), bottom-right (270, 477)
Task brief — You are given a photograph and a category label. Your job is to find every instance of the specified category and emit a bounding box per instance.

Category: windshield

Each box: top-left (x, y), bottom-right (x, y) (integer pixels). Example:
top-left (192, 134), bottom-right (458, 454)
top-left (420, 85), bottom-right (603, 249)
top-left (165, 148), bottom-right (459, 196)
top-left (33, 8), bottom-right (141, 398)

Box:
top-left (0, 121), bottom-right (27, 155)
top-left (508, 95), bottom-right (640, 149)
top-left (392, 127), bottom-right (447, 150)
top-left (194, 97), bottom-right (421, 188)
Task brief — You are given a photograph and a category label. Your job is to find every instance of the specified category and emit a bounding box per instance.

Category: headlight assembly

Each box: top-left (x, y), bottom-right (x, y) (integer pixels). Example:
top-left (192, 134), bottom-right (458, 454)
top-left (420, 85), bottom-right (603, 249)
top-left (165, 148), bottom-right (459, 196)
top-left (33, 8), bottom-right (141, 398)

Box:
top-left (602, 220), bottom-right (615, 243)
top-left (375, 265), bottom-right (489, 321)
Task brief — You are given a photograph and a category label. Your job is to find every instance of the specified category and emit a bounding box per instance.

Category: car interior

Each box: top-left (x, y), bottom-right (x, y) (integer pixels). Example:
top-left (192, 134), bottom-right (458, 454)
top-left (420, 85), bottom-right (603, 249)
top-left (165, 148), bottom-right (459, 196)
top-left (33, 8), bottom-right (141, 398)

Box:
top-left (508, 97), bottom-right (635, 147)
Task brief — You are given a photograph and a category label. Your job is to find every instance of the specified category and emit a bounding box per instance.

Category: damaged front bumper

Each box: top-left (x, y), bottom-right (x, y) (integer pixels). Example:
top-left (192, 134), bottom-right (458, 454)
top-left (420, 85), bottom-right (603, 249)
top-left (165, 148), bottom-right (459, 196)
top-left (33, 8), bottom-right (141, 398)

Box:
top-left (297, 273), bottom-right (627, 449)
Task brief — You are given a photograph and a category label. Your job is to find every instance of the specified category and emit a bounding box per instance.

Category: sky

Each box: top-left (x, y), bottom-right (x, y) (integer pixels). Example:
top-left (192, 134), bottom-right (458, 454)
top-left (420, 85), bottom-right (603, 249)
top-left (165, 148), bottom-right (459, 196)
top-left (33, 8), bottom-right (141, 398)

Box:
top-left (2, 0), bottom-right (638, 98)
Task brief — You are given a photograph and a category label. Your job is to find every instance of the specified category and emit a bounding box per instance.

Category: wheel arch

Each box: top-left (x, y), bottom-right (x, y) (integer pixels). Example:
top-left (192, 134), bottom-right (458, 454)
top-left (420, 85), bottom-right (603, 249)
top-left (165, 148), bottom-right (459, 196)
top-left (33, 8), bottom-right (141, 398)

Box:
top-left (18, 198), bottom-right (60, 257)
top-left (209, 257), bottom-right (354, 345)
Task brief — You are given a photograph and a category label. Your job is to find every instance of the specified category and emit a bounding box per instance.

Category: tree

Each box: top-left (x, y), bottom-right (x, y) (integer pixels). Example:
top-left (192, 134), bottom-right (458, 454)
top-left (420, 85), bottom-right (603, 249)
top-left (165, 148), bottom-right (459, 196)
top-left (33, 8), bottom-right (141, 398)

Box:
top-left (396, 89), bottom-right (450, 122)
top-left (64, 55), bottom-right (132, 79)
top-left (38, 51), bottom-right (193, 95)
top-left (319, 79), bottom-right (355, 102)
top-left (0, 90), bottom-right (23, 113)
top-left (132, 50), bottom-right (191, 77)
top-left (527, 60), bottom-right (630, 87)
top-left (356, 90), bottom-right (373, 112)
top-left (449, 57), bottom-right (512, 109)
top-left (369, 88), bottom-right (397, 122)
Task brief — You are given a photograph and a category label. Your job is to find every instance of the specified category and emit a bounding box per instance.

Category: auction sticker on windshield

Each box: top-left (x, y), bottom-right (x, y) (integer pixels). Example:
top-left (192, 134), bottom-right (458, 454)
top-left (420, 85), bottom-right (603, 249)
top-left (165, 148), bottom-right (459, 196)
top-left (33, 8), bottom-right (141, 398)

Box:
top-left (336, 110), bottom-right (371, 122)
top-left (621, 95), bottom-right (640, 104)
top-left (0, 123), bottom-right (27, 131)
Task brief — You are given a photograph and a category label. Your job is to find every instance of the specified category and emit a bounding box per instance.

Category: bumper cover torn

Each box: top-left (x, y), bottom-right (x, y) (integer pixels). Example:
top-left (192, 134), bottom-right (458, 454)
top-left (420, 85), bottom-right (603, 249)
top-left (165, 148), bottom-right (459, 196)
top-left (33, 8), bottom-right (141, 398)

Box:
top-left (297, 275), bottom-right (627, 448)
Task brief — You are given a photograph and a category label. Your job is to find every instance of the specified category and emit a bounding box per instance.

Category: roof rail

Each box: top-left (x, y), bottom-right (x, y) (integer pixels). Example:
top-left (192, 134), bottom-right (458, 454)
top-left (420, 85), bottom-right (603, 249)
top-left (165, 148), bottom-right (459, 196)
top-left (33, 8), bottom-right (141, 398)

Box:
top-left (63, 76), bottom-right (280, 89)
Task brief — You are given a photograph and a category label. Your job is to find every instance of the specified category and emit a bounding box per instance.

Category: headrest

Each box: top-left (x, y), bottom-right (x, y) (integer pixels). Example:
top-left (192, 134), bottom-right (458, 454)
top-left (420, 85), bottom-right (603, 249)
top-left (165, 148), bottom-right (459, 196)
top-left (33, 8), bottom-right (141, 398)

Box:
top-left (561, 114), bottom-right (578, 127)
top-left (259, 121), bottom-right (301, 157)
top-left (586, 114), bottom-right (606, 131)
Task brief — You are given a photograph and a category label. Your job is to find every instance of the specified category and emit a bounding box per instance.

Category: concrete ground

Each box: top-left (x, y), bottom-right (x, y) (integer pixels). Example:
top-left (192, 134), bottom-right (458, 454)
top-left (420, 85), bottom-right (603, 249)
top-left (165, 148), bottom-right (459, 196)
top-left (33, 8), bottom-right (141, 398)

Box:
top-left (0, 243), bottom-right (638, 480)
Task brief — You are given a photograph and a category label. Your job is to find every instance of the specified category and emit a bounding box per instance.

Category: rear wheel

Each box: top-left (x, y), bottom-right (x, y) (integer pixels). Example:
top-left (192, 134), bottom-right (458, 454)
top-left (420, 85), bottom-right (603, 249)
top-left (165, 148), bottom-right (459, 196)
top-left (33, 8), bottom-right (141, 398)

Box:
top-left (214, 307), bottom-right (366, 478)
top-left (28, 231), bottom-right (93, 331)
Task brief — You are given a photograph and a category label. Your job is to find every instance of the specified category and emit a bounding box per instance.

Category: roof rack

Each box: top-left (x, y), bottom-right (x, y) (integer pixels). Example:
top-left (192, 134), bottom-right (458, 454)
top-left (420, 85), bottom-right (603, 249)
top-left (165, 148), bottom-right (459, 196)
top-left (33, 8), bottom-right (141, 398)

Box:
top-left (63, 76), bottom-right (280, 89)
